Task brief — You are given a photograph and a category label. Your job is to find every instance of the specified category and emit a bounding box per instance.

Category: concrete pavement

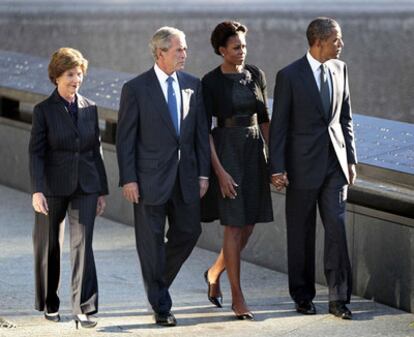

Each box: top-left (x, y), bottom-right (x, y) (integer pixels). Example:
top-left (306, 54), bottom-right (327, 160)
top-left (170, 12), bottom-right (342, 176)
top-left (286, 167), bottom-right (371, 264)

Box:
top-left (0, 184), bottom-right (413, 336)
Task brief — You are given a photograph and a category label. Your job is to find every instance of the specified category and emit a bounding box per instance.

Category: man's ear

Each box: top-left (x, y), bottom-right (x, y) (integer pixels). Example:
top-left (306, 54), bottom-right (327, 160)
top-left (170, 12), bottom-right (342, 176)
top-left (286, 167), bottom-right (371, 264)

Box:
top-left (314, 38), bottom-right (322, 48)
top-left (156, 48), bottom-right (163, 60)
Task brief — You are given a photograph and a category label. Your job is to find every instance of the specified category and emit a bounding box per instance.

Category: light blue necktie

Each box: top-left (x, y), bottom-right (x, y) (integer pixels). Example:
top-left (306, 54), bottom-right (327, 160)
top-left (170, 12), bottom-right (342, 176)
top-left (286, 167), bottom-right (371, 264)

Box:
top-left (167, 76), bottom-right (179, 135)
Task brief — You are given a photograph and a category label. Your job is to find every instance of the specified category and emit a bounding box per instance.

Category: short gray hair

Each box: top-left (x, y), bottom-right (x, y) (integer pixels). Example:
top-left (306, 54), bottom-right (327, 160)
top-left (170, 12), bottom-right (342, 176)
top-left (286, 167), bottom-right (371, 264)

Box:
top-left (306, 17), bottom-right (339, 46)
top-left (149, 26), bottom-right (186, 60)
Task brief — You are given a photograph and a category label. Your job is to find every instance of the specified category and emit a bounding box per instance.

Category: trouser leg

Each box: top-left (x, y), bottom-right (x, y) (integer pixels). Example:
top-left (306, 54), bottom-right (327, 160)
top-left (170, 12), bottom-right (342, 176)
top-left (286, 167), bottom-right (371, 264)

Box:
top-left (68, 193), bottom-right (99, 315)
top-left (164, 181), bottom-right (201, 288)
top-left (286, 187), bottom-right (319, 303)
top-left (133, 201), bottom-right (171, 314)
top-left (33, 197), bottom-right (67, 313)
top-left (318, 166), bottom-right (352, 303)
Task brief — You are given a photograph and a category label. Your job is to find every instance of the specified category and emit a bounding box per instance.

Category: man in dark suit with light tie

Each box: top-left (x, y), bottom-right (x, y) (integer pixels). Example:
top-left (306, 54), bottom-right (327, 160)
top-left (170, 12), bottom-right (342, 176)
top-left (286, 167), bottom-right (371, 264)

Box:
top-left (116, 26), bottom-right (210, 327)
top-left (269, 17), bottom-right (357, 319)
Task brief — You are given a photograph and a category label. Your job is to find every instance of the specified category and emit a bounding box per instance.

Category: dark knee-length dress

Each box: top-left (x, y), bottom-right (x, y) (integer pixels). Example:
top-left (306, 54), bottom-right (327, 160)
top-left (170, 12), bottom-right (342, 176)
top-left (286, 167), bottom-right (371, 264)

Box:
top-left (201, 70), bottom-right (273, 227)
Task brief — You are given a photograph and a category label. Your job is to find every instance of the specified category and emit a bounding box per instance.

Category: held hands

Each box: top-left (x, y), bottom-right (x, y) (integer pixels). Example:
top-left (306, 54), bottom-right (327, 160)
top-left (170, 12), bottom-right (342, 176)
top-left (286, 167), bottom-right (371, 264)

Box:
top-left (199, 179), bottom-right (209, 198)
top-left (96, 196), bottom-right (106, 216)
top-left (348, 164), bottom-right (357, 185)
top-left (32, 192), bottom-right (49, 215)
top-left (271, 172), bottom-right (289, 191)
top-left (123, 182), bottom-right (140, 203)
top-left (217, 169), bottom-right (238, 199)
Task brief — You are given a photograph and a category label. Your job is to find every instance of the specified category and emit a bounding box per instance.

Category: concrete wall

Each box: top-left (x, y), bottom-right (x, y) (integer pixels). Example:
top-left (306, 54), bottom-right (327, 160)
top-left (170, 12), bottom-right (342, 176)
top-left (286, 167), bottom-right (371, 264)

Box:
top-left (1, 0), bottom-right (414, 123)
top-left (2, 117), bottom-right (413, 312)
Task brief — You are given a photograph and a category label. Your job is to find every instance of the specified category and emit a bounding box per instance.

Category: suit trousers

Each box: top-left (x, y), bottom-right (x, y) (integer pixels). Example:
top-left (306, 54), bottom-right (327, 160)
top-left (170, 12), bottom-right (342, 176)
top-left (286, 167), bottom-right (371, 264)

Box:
top-left (285, 151), bottom-right (352, 304)
top-left (33, 191), bottom-right (99, 315)
top-left (133, 177), bottom-right (201, 314)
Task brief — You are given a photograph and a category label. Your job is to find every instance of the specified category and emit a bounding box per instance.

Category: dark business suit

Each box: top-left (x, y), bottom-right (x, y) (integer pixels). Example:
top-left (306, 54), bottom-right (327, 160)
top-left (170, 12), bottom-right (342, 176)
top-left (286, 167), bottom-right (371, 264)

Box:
top-left (29, 89), bottom-right (108, 315)
top-left (116, 67), bottom-right (210, 314)
top-left (269, 55), bottom-right (357, 304)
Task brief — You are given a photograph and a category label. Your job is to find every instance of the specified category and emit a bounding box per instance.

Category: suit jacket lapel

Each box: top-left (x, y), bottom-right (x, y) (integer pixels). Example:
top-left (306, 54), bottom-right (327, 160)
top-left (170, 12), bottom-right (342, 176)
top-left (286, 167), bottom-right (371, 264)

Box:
top-left (299, 56), bottom-right (328, 122)
top-left (177, 72), bottom-right (193, 133)
top-left (51, 89), bottom-right (79, 134)
top-left (326, 63), bottom-right (337, 122)
top-left (146, 68), bottom-right (178, 138)
top-left (76, 94), bottom-right (90, 133)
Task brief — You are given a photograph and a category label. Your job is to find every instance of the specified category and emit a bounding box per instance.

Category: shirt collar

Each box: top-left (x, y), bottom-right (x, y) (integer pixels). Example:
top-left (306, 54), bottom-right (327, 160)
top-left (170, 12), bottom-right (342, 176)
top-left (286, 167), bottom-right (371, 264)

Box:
top-left (57, 90), bottom-right (77, 107)
top-left (306, 51), bottom-right (323, 73)
top-left (154, 63), bottom-right (178, 84)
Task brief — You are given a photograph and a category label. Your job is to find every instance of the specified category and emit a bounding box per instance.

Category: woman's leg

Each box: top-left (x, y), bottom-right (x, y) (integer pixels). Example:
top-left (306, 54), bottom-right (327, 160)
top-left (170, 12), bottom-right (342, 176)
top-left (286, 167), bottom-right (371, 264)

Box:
top-left (224, 225), bottom-right (253, 315)
top-left (206, 249), bottom-right (225, 298)
top-left (206, 224), bottom-right (254, 299)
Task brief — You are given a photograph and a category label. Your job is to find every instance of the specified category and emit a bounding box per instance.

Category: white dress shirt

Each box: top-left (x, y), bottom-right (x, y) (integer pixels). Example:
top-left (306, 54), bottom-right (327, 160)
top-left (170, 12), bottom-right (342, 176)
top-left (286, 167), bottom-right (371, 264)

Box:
top-left (153, 63), bottom-right (181, 132)
top-left (306, 51), bottom-right (332, 97)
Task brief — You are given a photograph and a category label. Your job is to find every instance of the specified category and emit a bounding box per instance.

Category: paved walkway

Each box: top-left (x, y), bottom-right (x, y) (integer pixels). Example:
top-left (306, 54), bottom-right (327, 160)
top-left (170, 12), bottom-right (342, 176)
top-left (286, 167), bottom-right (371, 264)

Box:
top-left (0, 184), bottom-right (413, 336)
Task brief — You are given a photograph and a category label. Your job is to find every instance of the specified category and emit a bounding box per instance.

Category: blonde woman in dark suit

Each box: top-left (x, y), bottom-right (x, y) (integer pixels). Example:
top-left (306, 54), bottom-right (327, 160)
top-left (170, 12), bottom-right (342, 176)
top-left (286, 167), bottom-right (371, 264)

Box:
top-left (29, 47), bottom-right (108, 329)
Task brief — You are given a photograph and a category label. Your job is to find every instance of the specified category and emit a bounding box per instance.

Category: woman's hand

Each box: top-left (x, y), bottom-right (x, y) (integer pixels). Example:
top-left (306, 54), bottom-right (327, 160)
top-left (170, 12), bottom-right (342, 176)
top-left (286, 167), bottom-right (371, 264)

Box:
top-left (217, 169), bottom-right (238, 199)
top-left (32, 192), bottom-right (49, 215)
top-left (96, 196), bottom-right (106, 216)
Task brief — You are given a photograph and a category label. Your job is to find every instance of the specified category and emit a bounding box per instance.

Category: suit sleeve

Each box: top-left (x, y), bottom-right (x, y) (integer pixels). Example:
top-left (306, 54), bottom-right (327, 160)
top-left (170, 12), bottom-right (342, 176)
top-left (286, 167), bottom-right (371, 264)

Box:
top-left (201, 76), bottom-right (214, 131)
top-left (116, 83), bottom-right (139, 186)
top-left (257, 68), bottom-right (270, 124)
top-left (93, 105), bottom-right (109, 195)
top-left (195, 79), bottom-right (211, 177)
top-left (340, 64), bottom-right (357, 165)
top-left (29, 104), bottom-right (47, 194)
top-left (269, 70), bottom-right (291, 174)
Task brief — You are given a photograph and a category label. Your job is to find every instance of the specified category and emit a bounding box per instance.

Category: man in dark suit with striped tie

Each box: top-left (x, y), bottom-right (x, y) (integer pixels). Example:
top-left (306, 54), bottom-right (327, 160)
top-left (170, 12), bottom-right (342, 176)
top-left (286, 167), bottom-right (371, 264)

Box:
top-left (269, 17), bottom-right (357, 319)
top-left (116, 27), bottom-right (210, 326)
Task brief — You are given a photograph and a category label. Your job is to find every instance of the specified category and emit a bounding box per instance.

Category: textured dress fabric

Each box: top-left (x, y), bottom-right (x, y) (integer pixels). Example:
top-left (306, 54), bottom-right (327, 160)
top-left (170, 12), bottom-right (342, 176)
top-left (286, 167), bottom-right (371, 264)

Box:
top-left (203, 72), bottom-right (273, 227)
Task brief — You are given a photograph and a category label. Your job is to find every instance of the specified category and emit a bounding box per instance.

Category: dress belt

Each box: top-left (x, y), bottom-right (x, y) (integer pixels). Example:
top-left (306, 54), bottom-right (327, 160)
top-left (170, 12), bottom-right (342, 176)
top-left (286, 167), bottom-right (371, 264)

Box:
top-left (217, 113), bottom-right (258, 128)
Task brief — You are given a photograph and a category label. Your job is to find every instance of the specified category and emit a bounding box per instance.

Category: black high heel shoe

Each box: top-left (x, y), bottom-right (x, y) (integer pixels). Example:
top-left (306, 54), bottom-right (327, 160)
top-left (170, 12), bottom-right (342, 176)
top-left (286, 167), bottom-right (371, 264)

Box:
top-left (204, 269), bottom-right (223, 308)
top-left (231, 305), bottom-right (255, 320)
top-left (73, 315), bottom-right (97, 329)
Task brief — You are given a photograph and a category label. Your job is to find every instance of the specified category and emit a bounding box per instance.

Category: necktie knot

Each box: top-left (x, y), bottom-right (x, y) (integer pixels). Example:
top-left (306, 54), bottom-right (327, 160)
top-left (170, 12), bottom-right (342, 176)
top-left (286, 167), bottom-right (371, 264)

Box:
top-left (320, 64), bottom-right (327, 80)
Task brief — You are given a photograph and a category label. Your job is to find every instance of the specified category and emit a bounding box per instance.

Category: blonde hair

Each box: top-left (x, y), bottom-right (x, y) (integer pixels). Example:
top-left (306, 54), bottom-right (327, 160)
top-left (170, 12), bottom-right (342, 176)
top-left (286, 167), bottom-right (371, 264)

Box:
top-left (149, 26), bottom-right (186, 60)
top-left (48, 47), bottom-right (88, 85)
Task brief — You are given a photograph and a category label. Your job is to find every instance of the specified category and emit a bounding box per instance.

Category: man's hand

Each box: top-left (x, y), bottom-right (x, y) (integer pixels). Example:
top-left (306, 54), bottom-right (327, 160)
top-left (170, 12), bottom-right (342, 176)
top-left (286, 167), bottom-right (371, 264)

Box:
top-left (348, 164), bottom-right (357, 185)
top-left (123, 182), bottom-right (140, 203)
top-left (96, 196), bottom-right (106, 216)
top-left (32, 192), bottom-right (49, 215)
top-left (199, 179), bottom-right (209, 198)
top-left (271, 172), bottom-right (289, 191)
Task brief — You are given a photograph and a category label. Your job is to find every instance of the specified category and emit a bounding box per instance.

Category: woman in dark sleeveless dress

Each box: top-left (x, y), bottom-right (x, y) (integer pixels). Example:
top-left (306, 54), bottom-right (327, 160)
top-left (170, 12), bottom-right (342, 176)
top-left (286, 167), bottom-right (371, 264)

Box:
top-left (201, 21), bottom-right (273, 319)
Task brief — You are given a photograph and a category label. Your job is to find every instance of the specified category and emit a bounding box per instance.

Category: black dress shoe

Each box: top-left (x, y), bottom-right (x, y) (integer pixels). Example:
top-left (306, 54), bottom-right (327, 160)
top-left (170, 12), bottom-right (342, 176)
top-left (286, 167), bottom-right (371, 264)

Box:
top-left (44, 312), bottom-right (60, 322)
top-left (204, 270), bottom-right (223, 308)
top-left (329, 301), bottom-right (352, 320)
top-left (295, 300), bottom-right (316, 315)
top-left (154, 312), bottom-right (177, 327)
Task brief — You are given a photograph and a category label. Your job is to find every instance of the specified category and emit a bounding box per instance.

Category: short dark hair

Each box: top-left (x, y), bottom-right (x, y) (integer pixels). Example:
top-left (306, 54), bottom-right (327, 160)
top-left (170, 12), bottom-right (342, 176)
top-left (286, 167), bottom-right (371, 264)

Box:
top-left (306, 17), bottom-right (339, 46)
top-left (210, 21), bottom-right (248, 56)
